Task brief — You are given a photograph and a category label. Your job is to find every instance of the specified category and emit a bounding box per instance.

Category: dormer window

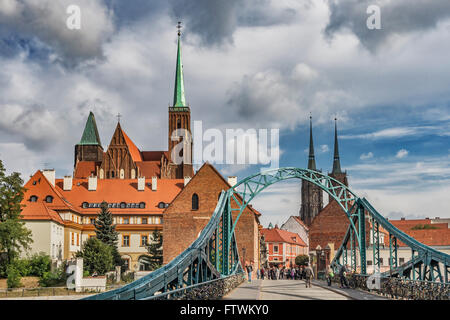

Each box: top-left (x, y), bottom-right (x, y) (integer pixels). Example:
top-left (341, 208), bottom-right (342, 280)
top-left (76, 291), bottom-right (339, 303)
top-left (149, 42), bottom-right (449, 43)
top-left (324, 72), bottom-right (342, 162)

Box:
top-left (30, 195), bottom-right (38, 202)
top-left (139, 202), bottom-right (145, 209)
top-left (120, 202), bottom-right (126, 209)
top-left (45, 195), bottom-right (54, 203)
top-left (82, 202), bottom-right (88, 209)
top-left (158, 202), bottom-right (165, 209)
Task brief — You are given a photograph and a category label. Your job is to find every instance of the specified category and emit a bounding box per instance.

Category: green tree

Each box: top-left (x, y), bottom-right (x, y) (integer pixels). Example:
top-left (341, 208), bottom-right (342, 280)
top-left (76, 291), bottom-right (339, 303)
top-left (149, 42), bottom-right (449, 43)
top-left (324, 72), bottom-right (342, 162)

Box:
top-left (295, 254), bottom-right (309, 266)
top-left (146, 230), bottom-right (163, 270)
top-left (6, 264), bottom-right (21, 288)
top-left (93, 201), bottom-right (123, 267)
top-left (0, 159), bottom-right (33, 277)
top-left (76, 237), bottom-right (113, 275)
top-left (29, 252), bottom-right (51, 277)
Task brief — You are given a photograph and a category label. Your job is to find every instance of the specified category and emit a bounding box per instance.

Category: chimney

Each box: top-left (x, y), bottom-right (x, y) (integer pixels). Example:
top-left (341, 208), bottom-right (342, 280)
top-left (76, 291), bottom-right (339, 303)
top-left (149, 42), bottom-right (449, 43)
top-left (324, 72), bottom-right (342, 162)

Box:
top-left (88, 176), bottom-right (97, 191)
top-left (228, 176), bottom-right (237, 187)
top-left (43, 169), bottom-right (55, 187)
top-left (138, 176), bottom-right (145, 191)
top-left (151, 176), bottom-right (157, 191)
top-left (184, 176), bottom-right (191, 186)
top-left (401, 217), bottom-right (405, 220)
top-left (435, 217), bottom-right (440, 219)
top-left (63, 176), bottom-right (73, 191)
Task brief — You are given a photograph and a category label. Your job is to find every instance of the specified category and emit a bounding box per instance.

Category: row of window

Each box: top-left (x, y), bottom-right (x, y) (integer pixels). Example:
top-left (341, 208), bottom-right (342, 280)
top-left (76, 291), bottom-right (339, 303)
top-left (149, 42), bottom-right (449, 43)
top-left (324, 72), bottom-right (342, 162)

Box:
top-left (88, 216), bottom-right (162, 225)
top-left (30, 195), bottom-right (53, 203)
top-left (121, 235), bottom-right (150, 247)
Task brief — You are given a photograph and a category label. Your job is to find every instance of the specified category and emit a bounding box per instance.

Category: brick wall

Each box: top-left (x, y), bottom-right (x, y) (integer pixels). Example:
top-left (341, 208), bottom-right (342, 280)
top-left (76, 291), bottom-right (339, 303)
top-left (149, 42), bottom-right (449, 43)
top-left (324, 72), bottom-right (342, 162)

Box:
top-left (163, 164), bottom-right (260, 272)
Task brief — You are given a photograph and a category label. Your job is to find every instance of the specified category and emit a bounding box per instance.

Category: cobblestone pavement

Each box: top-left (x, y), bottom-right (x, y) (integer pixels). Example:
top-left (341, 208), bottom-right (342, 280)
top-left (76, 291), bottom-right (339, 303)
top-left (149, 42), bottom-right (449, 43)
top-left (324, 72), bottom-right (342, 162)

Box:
top-left (223, 279), bottom-right (353, 300)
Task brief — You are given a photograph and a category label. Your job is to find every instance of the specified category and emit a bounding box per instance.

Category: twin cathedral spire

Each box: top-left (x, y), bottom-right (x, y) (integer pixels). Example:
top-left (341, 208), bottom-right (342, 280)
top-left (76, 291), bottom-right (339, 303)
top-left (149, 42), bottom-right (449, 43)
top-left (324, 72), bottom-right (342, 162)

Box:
top-left (300, 117), bottom-right (348, 226)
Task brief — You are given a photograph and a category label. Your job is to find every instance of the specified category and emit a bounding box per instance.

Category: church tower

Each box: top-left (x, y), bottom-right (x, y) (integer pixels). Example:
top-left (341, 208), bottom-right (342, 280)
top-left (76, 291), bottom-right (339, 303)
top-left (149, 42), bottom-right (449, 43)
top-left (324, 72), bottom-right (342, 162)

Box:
top-left (168, 22), bottom-right (193, 179)
top-left (300, 117), bottom-right (323, 226)
top-left (328, 118), bottom-right (348, 202)
top-left (74, 111), bottom-right (103, 170)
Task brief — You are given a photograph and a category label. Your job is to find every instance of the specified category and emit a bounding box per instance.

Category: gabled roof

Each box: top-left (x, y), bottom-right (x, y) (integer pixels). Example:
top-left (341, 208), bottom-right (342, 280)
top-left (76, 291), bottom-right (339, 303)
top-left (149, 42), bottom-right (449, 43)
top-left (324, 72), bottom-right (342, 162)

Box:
top-left (23, 170), bottom-right (77, 213)
top-left (261, 227), bottom-right (306, 246)
top-left (20, 202), bottom-right (64, 225)
top-left (292, 216), bottom-right (310, 231)
top-left (78, 112), bottom-right (102, 146)
top-left (121, 127), bottom-right (143, 162)
top-left (389, 219), bottom-right (450, 247)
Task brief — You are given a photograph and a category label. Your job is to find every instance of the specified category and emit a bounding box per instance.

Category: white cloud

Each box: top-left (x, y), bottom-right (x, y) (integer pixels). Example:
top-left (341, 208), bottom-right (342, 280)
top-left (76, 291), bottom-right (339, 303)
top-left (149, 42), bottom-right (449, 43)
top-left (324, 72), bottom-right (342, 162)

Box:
top-left (395, 149), bottom-right (409, 159)
top-left (360, 152), bottom-right (374, 160)
top-left (319, 144), bottom-right (329, 153)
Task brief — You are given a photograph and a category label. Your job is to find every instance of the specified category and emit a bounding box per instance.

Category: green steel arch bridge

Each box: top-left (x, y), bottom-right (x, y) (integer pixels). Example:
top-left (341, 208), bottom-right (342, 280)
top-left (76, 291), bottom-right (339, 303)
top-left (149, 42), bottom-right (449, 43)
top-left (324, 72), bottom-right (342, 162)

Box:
top-left (84, 167), bottom-right (450, 300)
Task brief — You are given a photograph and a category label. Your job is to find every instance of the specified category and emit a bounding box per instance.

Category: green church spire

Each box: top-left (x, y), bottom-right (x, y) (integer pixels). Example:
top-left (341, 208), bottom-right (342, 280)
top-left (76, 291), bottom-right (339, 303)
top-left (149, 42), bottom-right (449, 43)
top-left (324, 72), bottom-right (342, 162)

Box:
top-left (173, 22), bottom-right (186, 108)
top-left (78, 111), bottom-right (102, 146)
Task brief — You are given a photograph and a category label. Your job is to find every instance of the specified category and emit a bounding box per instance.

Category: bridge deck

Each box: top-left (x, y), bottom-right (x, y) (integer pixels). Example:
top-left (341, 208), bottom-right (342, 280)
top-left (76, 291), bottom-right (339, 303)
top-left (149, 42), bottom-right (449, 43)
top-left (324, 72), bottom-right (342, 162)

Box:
top-left (223, 279), bottom-right (388, 300)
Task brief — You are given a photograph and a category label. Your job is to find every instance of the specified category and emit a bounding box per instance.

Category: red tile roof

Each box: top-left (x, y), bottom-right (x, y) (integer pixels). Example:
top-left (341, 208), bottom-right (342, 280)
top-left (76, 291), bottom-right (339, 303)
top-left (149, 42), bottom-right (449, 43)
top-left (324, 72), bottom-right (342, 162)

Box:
top-left (141, 151), bottom-right (169, 162)
top-left (136, 161), bottom-right (161, 178)
top-left (74, 161), bottom-right (98, 178)
top-left (261, 227), bottom-right (306, 246)
top-left (20, 202), bottom-right (64, 225)
top-left (389, 219), bottom-right (450, 246)
top-left (54, 177), bottom-right (184, 215)
top-left (122, 129), bottom-right (142, 162)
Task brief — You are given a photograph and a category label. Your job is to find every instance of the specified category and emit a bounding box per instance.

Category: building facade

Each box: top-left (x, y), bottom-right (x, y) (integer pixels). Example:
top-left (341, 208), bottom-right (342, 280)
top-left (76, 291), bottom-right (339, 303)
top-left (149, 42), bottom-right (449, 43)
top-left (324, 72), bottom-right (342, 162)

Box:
top-left (261, 226), bottom-right (307, 267)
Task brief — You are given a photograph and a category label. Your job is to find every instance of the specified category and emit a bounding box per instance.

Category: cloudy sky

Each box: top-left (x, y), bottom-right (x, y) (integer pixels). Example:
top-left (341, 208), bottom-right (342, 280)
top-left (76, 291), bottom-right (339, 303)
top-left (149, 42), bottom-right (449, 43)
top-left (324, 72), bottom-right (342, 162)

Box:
top-left (0, 0), bottom-right (449, 227)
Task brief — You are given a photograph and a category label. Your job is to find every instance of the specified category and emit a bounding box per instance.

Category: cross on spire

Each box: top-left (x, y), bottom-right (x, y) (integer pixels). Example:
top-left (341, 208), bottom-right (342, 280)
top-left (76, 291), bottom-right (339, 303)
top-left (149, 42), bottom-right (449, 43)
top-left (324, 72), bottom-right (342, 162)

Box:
top-left (117, 113), bottom-right (122, 123)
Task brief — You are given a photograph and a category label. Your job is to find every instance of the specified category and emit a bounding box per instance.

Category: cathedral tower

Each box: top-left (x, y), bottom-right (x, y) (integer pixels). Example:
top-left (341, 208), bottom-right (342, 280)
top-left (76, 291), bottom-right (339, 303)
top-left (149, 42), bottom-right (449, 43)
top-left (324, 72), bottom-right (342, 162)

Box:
top-left (168, 22), bottom-right (193, 179)
top-left (74, 111), bottom-right (103, 169)
top-left (300, 117), bottom-right (323, 226)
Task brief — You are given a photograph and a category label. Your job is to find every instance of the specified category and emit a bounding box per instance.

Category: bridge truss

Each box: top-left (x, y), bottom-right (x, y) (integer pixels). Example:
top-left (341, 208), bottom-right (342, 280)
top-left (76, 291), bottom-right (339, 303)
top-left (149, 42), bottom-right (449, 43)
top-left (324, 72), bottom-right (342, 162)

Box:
top-left (84, 168), bottom-right (449, 300)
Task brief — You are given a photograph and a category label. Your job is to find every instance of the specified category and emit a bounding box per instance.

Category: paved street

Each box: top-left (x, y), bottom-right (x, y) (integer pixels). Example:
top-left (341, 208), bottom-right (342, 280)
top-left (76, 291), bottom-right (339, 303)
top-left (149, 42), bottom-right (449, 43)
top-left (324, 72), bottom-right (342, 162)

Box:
top-left (223, 279), bottom-right (388, 300)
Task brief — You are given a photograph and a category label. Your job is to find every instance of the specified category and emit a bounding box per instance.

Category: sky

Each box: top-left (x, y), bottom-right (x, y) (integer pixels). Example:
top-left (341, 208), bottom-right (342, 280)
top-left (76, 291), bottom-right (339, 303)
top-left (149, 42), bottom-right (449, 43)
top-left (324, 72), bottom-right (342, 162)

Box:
top-left (0, 0), bottom-right (449, 227)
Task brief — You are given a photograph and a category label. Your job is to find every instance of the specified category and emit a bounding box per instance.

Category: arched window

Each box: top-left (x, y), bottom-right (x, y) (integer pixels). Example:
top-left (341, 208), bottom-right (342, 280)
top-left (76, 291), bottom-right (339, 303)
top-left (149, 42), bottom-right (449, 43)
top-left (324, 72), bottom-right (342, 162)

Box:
top-left (120, 169), bottom-right (124, 179)
top-left (45, 195), bottom-right (53, 203)
top-left (111, 171), bottom-right (115, 178)
top-left (99, 169), bottom-right (104, 179)
top-left (30, 195), bottom-right (38, 202)
top-left (82, 202), bottom-right (89, 209)
top-left (177, 119), bottom-right (181, 129)
top-left (192, 193), bottom-right (199, 210)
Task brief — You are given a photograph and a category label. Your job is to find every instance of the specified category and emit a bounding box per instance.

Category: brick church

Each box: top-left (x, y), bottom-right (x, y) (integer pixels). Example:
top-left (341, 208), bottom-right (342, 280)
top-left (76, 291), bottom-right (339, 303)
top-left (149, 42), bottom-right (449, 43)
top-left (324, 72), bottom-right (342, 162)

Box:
top-left (19, 28), bottom-right (262, 273)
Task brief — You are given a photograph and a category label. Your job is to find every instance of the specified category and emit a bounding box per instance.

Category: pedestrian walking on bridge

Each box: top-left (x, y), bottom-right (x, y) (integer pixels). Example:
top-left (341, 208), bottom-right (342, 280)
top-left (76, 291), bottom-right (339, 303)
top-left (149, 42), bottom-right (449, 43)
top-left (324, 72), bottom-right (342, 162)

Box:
top-left (304, 263), bottom-right (314, 288)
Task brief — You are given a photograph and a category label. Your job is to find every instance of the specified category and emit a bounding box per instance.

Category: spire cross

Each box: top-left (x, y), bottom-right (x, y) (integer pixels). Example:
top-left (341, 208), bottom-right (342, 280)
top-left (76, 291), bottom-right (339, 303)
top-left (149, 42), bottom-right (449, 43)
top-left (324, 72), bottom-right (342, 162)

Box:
top-left (177, 21), bottom-right (182, 36)
top-left (117, 113), bottom-right (122, 123)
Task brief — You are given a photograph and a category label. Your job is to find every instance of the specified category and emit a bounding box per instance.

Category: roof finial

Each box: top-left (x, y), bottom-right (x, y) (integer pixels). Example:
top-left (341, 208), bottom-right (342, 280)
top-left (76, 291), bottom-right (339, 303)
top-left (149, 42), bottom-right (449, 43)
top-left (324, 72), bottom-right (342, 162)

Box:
top-left (117, 112), bottom-right (122, 123)
top-left (332, 117), bottom-right (342, 174)
top-left (177, 21), bottom-right (182, 36)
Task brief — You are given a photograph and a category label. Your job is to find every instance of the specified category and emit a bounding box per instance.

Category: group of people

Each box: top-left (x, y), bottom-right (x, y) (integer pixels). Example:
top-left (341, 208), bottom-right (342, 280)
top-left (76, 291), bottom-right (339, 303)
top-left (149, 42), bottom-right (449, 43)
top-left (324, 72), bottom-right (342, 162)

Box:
top-left (245, 262), bottom-right (351, 289)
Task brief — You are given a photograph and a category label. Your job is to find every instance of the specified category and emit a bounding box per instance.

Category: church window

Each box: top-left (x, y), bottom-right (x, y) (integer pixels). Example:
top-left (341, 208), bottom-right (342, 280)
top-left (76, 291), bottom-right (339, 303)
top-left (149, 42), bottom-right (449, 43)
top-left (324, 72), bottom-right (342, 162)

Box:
top-left (45, 195), bottom-right (53, 203)
top-left (192, 193), bottom-right (199, 210)
top-left (120, 169), bottom-right (124, 179)
top-left (99, 169), bottom-right (104, 179)
top-left (131, 169), bottom-right (136, 179)
top-left (177, 119), bottom-right (181, 129)
top-left (30, 195), bottom-right (38, 202)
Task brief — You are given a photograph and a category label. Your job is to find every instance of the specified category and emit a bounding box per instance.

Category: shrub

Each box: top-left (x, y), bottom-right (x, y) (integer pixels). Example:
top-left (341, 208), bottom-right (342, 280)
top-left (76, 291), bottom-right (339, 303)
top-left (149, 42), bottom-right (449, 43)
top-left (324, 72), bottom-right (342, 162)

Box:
top-left (295, 254), bottom-right (309, 266)
top-left (6, 265), bottom-right (22, 288)
top-left (39, 262), bottom-right (68, 287)
top-left (15, 258), bottom-right (32, 277)
top-left (76, 237), bottom-right (114, 275)
top-left (29, 252), bottom-right (51, 277)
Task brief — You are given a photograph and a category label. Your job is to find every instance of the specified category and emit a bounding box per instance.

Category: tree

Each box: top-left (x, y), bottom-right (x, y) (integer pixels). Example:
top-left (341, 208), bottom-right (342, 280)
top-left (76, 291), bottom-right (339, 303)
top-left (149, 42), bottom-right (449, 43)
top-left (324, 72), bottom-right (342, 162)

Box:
top-left (146, 230), bottom-right (163, 270)
top-left (76, 237), bottom-right (113, 275)
top-left (93, 201), bottom-right (123, 267)
top-left (295, 254), bottom-right (309, 266)
top-left (0, 159), bottom-right (33, 277)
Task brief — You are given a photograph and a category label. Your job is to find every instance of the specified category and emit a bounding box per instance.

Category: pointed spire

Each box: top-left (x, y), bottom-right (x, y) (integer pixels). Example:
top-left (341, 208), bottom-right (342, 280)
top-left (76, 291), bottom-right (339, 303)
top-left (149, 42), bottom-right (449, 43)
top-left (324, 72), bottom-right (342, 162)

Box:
top-left (308, 116), bottom-right (316, 170)
top-left (173, 22), bottom-right (186, 108)
top-left (78, 111), bottom-right (102, 146)
top-left (332, 118), bottom-right (342, 174)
